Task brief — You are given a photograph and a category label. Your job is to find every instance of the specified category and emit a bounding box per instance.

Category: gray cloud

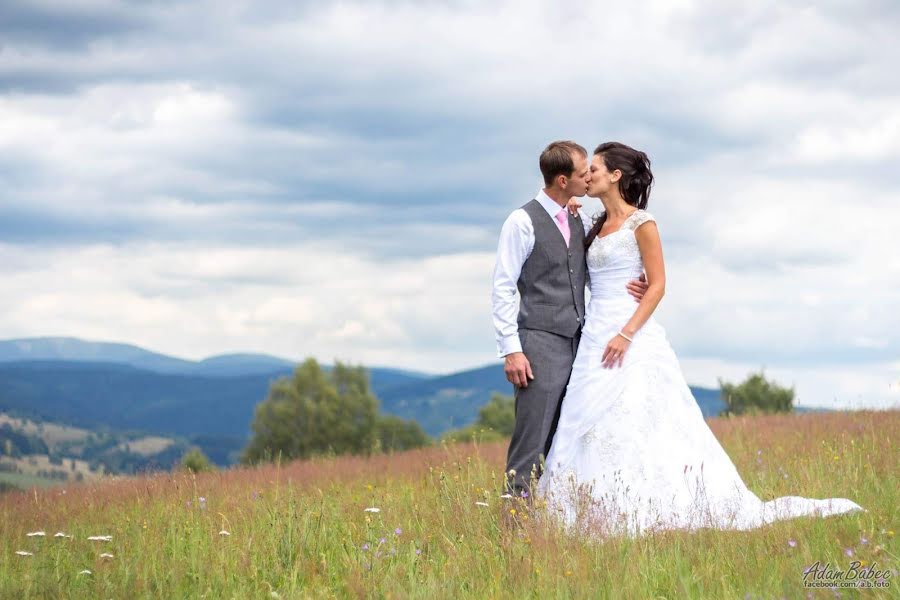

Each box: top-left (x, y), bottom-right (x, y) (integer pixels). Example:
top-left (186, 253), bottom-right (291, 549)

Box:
top-left (0, 0), bottom-right (898, 404)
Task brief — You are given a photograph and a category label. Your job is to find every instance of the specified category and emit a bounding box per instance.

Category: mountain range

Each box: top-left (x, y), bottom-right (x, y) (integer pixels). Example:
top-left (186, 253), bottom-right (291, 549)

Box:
top-left (0, 337), bottom-right (727, 463)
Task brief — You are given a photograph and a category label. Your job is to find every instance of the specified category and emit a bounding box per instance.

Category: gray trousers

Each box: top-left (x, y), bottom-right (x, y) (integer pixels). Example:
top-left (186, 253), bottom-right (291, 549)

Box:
top-left (505, 328), bottom-right (580, 494)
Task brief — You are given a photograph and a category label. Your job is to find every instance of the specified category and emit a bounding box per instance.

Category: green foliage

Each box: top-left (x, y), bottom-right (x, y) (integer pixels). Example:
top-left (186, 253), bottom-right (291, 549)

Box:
top-left (241, 358), bottom-right (379, 464)
top-left (375, 415), bottom-right (431, 452)
top-left (719, 370), bottom-right (794, 415)
top-left (179, 447), bottom-right (216, 474)
top-left (443, 393), bottom-right (515, 443)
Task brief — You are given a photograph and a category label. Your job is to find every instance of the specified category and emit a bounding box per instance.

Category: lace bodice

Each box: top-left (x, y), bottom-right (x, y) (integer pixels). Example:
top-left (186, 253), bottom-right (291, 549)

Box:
top-left (586, 209), bottom-right (656, 299)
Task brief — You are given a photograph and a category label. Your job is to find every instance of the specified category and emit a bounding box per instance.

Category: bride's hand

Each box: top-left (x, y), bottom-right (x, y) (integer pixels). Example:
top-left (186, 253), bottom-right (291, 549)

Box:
top-left (566, 197), bottom-right (582, 216)
top-left (601, 334), bottom-right (631, 369)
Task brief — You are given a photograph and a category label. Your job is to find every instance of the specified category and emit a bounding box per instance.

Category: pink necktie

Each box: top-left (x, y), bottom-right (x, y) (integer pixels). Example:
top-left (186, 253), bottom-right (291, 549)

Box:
top-left (555, 209), bottom-right (571, 247)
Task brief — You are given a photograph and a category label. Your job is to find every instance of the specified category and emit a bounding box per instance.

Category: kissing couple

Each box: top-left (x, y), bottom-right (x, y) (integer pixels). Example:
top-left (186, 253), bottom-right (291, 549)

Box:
top-left (491, 140), bottom-right (863, 537)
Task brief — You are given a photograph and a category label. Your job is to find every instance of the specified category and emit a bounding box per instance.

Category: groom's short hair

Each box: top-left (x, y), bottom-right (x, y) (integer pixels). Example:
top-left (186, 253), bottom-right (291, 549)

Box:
top-left (540, 141), bottom-right (587, 186)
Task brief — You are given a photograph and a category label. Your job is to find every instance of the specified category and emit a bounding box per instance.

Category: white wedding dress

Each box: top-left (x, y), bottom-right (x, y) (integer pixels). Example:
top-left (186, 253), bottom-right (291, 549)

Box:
top-left (536, 209), bottom-right (864, 538)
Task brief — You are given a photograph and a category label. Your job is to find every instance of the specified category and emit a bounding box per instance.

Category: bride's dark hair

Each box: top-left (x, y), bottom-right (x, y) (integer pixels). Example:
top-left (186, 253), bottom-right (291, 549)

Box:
top-left (585, 142), bottom-right (654, 248)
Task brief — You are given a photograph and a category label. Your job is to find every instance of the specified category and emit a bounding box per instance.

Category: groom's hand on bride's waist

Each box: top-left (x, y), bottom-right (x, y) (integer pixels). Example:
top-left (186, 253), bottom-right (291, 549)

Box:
top-left (504, 352), bottom-right (534, 388)
top-left (626, 273), bottom-right (649, 303)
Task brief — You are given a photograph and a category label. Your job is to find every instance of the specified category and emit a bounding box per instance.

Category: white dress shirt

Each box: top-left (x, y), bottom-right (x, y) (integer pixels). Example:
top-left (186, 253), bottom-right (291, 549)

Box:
top-left (492, 189), bottom-right (592, 357)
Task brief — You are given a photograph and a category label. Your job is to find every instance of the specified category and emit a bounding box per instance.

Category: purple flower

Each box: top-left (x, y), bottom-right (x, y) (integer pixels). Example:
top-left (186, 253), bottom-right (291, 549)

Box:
top-left (844, 548), bottom-right (854, 557)
top-left (788, 539), bottom-right (797, 548)
top-left (379, 537), bottom-right (386, 545)
top-left (415, 549), bottom-right (422, 556)
top-left (361, 543), bottom-right (369, 552)
top-left (520, 490), bottom-right (529, 498)
top-left (394, 528), bottom-right (402, 535)
top-left (860, 536), bottom-right (868, 545)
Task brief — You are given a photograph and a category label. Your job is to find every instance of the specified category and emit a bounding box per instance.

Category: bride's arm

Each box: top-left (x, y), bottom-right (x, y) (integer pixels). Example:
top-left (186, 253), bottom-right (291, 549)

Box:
top-left (601, 221), bottom-right (666, 368)
top-left (623, 221), bottom-right (665, 336)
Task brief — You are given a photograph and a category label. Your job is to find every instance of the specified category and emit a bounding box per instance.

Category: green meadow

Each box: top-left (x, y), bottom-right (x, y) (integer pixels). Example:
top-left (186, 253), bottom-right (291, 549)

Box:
top-left (2, 410), bottom-right (897, 599)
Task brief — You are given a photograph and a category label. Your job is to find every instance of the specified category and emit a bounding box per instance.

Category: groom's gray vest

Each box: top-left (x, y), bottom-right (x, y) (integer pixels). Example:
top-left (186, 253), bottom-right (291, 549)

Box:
top-left (517, 199), bottom-right (586, 338)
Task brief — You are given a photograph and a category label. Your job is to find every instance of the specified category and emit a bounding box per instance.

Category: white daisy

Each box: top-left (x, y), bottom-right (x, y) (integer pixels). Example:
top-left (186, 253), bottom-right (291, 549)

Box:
top-left (363, 507), bottom-right (381, 513)
top-left (15, 550), bottom-right (34, 556)
top-left (26, 531), bottom-right (46, 537)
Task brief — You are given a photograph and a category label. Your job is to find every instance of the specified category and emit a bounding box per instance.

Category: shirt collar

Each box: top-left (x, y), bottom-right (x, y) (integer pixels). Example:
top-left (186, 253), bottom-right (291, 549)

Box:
top-left (535, 189), bottom-right (566, 219)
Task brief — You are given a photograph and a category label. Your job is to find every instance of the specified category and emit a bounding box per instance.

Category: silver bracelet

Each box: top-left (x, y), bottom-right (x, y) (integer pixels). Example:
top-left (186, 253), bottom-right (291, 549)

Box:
top-left (617, 331), bottom-right (633, 342)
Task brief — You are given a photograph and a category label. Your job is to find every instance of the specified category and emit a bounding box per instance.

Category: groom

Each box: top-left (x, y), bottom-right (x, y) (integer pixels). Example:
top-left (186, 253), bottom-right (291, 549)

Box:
top-left (492, 140), bottom-right (647, 496)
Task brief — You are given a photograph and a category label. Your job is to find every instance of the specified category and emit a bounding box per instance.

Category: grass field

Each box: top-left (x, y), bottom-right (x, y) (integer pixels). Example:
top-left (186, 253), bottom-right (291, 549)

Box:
top-left (1, 410), bottom-right (897, 598)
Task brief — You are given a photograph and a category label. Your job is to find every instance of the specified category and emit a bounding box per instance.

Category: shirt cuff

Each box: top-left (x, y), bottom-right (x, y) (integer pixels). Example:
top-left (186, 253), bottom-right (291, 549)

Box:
top-left (497, 334), bottom-right (523, 358)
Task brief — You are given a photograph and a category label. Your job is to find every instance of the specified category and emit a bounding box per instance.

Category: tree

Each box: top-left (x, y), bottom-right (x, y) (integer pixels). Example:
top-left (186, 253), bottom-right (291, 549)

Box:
top-left (180, 447), bottom-right (216, 473)
top-left (241, 358), bottom-right (379, 464)
top-left (719, 370), bottom-right (794, 416)
top-left (442, 393), bottom-right (515, 443)
top-left (476, 393), bottom-right (516, 435)
top-left (375, 415), bottom-right (431, 452)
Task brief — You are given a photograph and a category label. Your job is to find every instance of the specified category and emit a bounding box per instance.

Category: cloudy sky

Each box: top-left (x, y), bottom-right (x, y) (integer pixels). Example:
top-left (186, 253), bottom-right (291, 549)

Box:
top-left (1, 0), bottom-right (898, 409)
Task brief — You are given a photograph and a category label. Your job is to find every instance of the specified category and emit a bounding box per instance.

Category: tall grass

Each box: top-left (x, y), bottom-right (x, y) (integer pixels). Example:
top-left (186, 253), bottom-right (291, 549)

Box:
top-left (1, 410), bottom-right (897, 598)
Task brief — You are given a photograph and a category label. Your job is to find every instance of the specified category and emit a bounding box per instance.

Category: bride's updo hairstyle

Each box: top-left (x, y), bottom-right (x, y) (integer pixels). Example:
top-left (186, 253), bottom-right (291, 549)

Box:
top-left (585, 142), bottom-right (654, 248)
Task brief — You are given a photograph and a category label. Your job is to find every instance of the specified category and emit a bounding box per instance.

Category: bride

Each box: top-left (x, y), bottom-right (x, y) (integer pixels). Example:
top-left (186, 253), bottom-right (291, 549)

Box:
top-left (535, 141), bottom-right (864, 537)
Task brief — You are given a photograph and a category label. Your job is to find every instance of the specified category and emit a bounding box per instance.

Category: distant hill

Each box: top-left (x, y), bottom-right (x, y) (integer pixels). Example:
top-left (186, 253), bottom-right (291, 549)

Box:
top-left (0, 337), bottom-right (429, 384)
top-left (0, 337), bottom-right (729, 462)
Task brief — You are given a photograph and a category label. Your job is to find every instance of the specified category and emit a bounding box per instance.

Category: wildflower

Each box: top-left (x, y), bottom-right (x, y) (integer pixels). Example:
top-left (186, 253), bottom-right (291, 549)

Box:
top-left (394, 528), bottom-right (402, 535)
top-left (888, 530), bottom-right (895, 538)
top-left (379, 537), bottom-right (386, 545)
top-left (15, 550), bottom-right (33, 556)
top-left (520, 491), bottom-right (529, 498)
top-left (788, 539), bottom-right (797, 548)
top-left (844, 548), bottom-right (853, 557)
top-left (508, 469), bottom-right (516, 477)
top-left (860, 536), bottom-right (868, 545)
top-left (87, 535), bottom-right (112, 542)
top-left (475, 502), bottom-right (489, 507)
top-left (500, 494), bottom-right (513, 499)
top-left (364, 507), bottom-right (380, 513)
top-left (26, 531), bottom-right (46, 537)
top-left (218, 530), bottom-right (231, 536)
top-left (509, 509), bottom-right (517, 516)
top-left (415, 549), bottom-right (422, 556)
top-left (361, 543), bottom-right (369, 551)
top-left (78, 569), bottom-right (92, 575)
top-left (54, 532), bottom-right (72, 538)
top-left (100, 553), bottom-right (114, 559)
